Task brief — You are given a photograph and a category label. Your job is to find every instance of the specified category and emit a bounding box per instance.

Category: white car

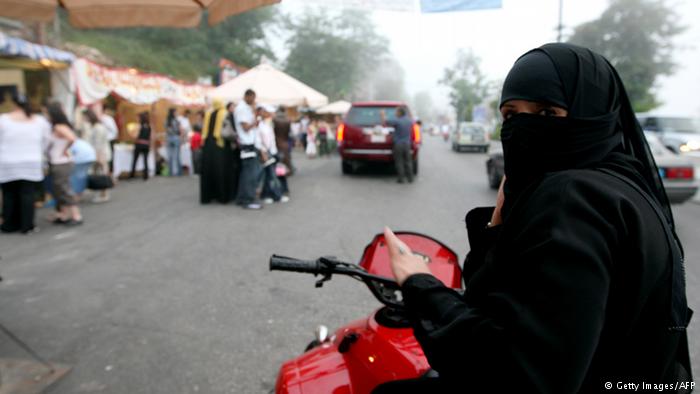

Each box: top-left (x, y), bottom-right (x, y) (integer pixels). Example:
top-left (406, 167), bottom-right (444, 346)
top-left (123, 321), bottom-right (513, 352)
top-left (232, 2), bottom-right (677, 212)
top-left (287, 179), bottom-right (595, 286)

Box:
top-left (452, 122), bottom-right (490, 153)
top-left (638, 114), bottom-right (700, 154)
top-left (645, 132), bottom-right (698, 204)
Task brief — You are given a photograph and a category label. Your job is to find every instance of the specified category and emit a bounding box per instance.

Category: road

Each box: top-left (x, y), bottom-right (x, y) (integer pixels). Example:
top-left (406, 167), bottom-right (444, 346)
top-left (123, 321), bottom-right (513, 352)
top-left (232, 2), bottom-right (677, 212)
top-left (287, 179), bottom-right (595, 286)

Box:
top-left (1, 136), bottom-right (699, 393)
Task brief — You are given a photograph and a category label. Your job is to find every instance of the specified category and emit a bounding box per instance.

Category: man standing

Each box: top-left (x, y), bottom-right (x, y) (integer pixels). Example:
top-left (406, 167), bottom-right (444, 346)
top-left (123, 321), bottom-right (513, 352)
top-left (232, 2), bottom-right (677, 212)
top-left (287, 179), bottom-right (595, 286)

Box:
top-left (381, 107), bottom-right (414, 184)
top-left (234, 89), bottom-right (262, 210)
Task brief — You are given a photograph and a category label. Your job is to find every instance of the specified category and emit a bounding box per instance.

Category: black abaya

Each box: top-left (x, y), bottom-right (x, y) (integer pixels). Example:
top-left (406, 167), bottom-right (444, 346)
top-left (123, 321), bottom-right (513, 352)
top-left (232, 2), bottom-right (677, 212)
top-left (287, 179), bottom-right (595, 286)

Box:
top-left (395, 43), bottom-right (691, 393)
top-left (199, 136), bottom-right (239, 204)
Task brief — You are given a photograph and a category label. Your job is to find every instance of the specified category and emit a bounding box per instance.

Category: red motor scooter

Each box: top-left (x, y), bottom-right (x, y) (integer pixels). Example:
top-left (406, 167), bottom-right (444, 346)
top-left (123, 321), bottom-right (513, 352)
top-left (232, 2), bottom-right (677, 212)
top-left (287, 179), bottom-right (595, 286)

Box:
top-left (269, 232), bottom-right (462, 394)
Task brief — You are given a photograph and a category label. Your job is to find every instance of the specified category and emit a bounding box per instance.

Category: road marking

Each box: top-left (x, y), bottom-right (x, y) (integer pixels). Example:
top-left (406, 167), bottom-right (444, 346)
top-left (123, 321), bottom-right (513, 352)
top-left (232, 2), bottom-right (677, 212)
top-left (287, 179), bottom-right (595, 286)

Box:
top-left (54, 231), bottom-right (76, 240)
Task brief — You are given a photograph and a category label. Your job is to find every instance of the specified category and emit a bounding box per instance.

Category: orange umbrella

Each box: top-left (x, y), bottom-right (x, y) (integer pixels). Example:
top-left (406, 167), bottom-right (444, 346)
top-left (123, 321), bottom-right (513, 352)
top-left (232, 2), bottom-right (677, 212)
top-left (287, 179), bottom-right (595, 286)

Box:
top-left (0, 0), bottom-right (280, 28)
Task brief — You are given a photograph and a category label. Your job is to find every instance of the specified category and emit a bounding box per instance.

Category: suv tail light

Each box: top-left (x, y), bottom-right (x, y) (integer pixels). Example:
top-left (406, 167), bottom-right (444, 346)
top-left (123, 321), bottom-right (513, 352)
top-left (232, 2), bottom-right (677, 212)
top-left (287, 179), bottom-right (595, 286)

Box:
top-left (413, 123), bottom-right (421, 144)
top-left (665, 167), bottom-right (694, 180)
top-left (337, 123), bottom-right (345, 142)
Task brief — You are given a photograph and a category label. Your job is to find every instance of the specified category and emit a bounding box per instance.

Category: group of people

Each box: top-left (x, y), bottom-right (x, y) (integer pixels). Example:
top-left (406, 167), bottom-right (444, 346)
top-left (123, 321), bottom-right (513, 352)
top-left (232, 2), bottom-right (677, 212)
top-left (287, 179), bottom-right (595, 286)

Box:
top-left (293, 114), bottom-right (336, 158)
top-left (0, 94), bottom-right (117, 233)
top-left (199, 89), bottom-right (294, 210)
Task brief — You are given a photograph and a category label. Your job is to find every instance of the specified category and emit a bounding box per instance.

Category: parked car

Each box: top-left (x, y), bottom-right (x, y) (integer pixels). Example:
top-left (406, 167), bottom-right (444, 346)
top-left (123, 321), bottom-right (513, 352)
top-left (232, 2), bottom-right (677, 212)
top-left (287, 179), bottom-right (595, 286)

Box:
top-left (337, 101), bottom-right (421, 175)
top-left (452, 122), bottom-right (490, 152)
top-left (484, 133), bottom-right (698, 204)
top-left (637, 114), bottom-right (700, 154)
top-left (644, 132), bottom-right (698, 204)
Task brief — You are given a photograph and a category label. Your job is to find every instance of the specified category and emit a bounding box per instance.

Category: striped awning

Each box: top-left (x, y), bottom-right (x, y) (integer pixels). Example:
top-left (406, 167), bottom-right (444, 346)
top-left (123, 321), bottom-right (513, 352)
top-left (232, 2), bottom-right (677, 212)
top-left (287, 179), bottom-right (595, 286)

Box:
top-left (0, 33), bottom-right (76, 65)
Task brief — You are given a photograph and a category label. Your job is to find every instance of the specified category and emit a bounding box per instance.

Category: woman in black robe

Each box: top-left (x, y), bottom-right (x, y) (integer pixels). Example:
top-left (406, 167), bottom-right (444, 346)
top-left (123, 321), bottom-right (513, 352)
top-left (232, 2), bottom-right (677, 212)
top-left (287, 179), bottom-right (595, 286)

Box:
top-left (199, 100), bottom-right (239, 204)
top-left (377, 43), bottom-right (692, 393)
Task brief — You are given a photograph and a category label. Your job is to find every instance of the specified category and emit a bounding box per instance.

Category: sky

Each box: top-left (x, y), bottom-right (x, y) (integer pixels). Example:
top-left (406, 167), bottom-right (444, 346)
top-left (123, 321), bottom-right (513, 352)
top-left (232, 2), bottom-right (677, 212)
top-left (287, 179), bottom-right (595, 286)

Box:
top-left (280, 0), bottom-right (700, 117)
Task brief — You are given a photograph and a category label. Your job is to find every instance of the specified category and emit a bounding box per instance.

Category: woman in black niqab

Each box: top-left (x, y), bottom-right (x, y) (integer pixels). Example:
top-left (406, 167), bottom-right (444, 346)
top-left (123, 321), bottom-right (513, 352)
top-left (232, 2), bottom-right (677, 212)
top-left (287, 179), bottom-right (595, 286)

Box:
top-left (498, 43), bottom-right (672, 224)
top-left (376, 43), bottom-right (692, 394)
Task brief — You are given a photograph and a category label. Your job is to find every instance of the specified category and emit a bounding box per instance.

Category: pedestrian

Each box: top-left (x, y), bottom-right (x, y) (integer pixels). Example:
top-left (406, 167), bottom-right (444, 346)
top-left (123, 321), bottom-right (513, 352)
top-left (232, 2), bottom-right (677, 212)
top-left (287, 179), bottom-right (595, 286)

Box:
top-left (317, 120), bottom-right (331, 157)
top-left (305, 119), bottom-right (317, 158)
top-left (380, 106), bottom-right (414, 183)
top-left (129, 111), bottom-right (153, 180)
top-left (69, 137), bottom-right (96, 198)
top-left (257, 105), bottom-right (289, 204)
top-left (46, 102), bottom-right (83, 225)
top-left (165, 108), bottom-right (183, 176)
top-left (82, 108), bottom-right (112, 202)
top-left (273, 106), bottom-right (293, 175)
top-left (377, 43), bottom-right (691, 393)
top-left (226, 102), bottom-right (241, 193)
top-left (190, 123), bottom-right (202, 175)
top-left (0, 93), bottom-right (50, 233)
top-left (91, 102), bottom-right (118, 173)
top-left (234, 89), bottom-right (262, 210)
top-left (300, 114), bottom-right (310, 150)
top-left (199, 100), bottom-right (238, 204)
top-left (178, 109), bottom-right (193, 174)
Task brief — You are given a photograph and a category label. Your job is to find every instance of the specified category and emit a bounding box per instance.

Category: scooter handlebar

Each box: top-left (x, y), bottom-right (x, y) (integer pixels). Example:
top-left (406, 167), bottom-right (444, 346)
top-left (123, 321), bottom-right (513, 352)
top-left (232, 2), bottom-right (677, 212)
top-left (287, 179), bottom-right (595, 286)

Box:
top-left (269, 255), bottom-right (321, 274)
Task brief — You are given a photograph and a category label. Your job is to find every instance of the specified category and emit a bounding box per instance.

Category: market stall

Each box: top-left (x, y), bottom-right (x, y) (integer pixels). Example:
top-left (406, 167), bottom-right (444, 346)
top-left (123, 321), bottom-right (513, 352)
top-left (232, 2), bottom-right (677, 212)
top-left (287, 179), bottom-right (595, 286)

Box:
top-left (0, 32), bottom-right (76, 115)
top-left (72, 58), bottom-right (209, 177)
top-left (209, 63), bottom-right (328, 107)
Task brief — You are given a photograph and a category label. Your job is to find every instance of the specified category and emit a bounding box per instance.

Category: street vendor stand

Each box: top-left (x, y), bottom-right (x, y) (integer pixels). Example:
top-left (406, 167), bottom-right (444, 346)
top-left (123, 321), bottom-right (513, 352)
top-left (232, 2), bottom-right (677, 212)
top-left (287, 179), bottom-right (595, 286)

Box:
top-left (72, 58), bottom-right (210, 177)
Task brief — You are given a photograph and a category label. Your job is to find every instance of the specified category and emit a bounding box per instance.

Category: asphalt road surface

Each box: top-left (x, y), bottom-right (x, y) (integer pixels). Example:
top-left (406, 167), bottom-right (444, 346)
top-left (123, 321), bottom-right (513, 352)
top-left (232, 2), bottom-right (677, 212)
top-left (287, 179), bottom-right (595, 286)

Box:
top-left (1, 136), bottom-right (699, 393)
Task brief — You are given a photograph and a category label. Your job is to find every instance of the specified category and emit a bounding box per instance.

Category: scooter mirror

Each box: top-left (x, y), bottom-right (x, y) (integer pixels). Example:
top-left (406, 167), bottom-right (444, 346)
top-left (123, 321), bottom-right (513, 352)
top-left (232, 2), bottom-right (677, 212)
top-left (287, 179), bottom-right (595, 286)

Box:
top-left (315, 325), bottom-right (329, 343)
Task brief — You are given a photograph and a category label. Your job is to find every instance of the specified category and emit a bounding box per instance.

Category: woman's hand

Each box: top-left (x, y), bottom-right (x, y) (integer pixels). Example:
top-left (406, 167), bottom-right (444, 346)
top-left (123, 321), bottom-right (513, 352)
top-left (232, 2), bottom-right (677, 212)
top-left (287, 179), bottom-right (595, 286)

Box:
top-left (384, 227), bottom-right (432, 286)
top-left (490, 176), bottom-right (506, 227)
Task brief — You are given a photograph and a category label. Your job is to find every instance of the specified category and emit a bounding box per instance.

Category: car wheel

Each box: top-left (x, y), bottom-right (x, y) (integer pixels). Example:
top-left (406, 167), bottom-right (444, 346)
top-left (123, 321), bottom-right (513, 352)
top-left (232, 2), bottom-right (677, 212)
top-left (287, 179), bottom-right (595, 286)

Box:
top-left (413, 158), bottom-right (419, 175)
top-left (488, 165), bottom-right (500, 189)
top-left (452, 143), bottom-right (457, 151)
top-left (342, 160), bottom-right (353, 175)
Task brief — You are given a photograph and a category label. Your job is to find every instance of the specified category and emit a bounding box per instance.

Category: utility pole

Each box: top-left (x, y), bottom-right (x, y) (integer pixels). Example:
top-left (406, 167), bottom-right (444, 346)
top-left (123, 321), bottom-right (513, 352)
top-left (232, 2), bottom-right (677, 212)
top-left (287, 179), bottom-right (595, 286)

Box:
top-left (557, 0), bottom-right (564, 42)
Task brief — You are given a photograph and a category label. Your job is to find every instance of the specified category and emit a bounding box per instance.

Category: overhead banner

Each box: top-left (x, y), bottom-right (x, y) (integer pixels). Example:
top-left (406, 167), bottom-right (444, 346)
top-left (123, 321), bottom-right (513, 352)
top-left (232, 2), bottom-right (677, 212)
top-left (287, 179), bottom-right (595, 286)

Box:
top-left (420, 0), bottom-right (502, 13)
top-left (292, 0), bottom-right (415, 12)
top-left (72, 58), bottom-right (212, 107)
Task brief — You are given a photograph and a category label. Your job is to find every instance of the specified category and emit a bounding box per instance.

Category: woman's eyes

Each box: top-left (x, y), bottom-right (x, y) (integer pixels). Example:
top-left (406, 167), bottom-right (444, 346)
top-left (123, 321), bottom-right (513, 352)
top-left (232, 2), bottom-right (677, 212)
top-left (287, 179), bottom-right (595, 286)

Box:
top-left (502, 106), bottom-right (559, 120)
top-left (537, 108), bottom-right (557, 117)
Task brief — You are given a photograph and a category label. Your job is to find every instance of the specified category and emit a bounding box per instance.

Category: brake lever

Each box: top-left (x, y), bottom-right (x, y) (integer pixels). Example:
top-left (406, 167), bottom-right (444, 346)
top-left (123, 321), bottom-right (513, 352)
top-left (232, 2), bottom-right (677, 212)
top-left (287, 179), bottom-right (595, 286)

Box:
top-left (315, 257), bottom-right (338, 288)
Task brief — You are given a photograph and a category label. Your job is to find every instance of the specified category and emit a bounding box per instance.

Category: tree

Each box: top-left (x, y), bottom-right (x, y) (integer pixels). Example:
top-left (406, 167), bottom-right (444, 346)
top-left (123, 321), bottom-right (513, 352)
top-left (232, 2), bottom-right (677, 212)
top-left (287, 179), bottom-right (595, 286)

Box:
top-left (61, 8), bottom-right (277, 80)
top-left (567, 0), bottom-right (684, 112)
top-left (439, 49), bottom-right (489, 122)
top-left (284, 8), bottom-right (389, 101)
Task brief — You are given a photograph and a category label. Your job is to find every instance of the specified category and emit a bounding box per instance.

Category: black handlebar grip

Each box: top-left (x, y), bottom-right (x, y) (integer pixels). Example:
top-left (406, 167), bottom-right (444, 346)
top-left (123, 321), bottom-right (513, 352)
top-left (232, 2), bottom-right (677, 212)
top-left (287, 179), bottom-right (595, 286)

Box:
top-left (269, 255), bottom-right (321, 274)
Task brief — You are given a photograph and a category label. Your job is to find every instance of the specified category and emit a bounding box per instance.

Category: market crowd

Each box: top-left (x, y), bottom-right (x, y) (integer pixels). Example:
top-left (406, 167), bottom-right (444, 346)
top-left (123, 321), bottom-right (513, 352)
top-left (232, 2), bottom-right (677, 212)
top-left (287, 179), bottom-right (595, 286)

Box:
top-left (0, 93), bottom-right (117, 233)
top-left (0, 88), bottom-right (341, 233)
top-left (197, 89), bottom-right (338, 210)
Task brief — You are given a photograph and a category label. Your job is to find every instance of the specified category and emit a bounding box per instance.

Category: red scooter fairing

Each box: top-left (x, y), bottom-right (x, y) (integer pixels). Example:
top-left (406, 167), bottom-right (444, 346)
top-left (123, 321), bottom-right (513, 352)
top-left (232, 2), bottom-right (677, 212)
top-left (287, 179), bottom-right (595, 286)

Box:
top-left (359, 232), bottom-right (462, 289)
top-left (272, 233), bottom-right (462, 394)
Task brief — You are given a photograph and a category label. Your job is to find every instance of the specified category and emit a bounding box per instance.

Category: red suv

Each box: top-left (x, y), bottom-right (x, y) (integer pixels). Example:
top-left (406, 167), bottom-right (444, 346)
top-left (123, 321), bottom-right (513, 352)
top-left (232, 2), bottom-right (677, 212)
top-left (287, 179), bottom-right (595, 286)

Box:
top-left (337, 101), bottom-right (421, 174)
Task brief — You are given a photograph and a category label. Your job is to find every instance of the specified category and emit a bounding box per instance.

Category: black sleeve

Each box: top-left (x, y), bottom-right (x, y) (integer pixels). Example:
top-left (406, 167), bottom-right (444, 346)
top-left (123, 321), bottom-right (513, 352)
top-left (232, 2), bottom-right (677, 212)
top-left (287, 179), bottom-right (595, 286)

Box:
top-left (401, 177), bottom-right (618, 392)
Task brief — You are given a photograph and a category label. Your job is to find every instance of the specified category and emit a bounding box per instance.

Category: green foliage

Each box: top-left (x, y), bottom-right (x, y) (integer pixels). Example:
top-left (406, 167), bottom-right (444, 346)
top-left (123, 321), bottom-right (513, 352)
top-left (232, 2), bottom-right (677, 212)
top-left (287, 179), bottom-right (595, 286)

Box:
top-left (283, 8), bottom-right (389, 101)
top-left (61, 8), bottom-right (277, 80)
top-left (439, 49), bottom-right (489, 122)
top-left (567, 0), bottom-right (684, 112)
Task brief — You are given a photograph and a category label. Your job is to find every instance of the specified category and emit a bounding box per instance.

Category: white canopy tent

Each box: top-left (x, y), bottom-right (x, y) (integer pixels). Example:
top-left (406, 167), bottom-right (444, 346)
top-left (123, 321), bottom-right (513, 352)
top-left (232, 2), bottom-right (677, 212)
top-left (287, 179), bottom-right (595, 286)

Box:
top-left (315, 100), bottom-right (351, 115)
top-left (209, 63), bottom-right (328, 108)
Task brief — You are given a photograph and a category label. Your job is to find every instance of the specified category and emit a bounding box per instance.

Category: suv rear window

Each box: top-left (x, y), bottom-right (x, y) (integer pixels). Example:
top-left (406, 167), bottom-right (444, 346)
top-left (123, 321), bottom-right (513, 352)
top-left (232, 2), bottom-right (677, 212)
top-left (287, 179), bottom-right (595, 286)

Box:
top-left (346, 106), bottom-right (406, 126)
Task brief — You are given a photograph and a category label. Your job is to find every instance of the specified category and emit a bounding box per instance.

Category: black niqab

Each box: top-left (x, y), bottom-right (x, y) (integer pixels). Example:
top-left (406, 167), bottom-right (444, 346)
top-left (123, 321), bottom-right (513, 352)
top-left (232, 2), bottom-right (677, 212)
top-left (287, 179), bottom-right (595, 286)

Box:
top-left (499, 43), bottom-right (672, 227)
